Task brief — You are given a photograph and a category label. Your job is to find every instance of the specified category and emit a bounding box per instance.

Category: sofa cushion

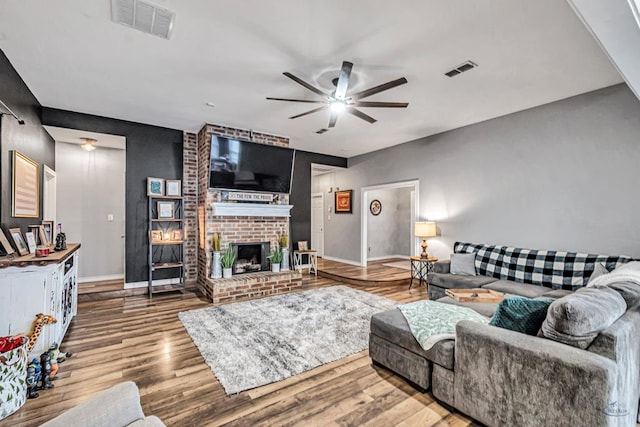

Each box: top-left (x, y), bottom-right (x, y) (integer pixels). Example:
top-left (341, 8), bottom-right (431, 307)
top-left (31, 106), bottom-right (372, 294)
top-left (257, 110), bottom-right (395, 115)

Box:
top-left (489, 296), bottom-right (554, 335)
top-left (540, 287), bottom-right (626, 349)
top-left (428, 273), bottom-right (496, 290)
top-left (370, 308), bottom-right (455, 369)
top-left (436, 296), bottom-right (499, 318)
top-left (482, 280), bottom-right (549, 299)
top-left (450, 253), bottom-right (477, 276)
top-left (539, 289), bottom-right (573, 299)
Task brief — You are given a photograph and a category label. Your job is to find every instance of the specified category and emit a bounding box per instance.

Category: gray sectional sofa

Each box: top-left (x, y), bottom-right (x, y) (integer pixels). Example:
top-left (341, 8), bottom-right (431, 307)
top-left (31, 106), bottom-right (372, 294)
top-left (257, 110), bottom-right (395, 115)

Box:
top-left (369, 242), bottom-right (640, 426)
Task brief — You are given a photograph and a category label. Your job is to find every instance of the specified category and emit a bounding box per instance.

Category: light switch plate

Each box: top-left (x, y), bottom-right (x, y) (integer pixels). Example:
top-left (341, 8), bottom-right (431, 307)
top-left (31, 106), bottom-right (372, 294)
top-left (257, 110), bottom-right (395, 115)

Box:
top-left (107, 214), bottom-right (114, 221)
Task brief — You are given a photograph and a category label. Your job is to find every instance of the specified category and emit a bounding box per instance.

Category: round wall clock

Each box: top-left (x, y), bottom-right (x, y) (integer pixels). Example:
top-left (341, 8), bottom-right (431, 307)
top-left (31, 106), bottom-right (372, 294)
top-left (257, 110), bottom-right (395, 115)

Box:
top-left (370, 199), bottom-right (382, 216)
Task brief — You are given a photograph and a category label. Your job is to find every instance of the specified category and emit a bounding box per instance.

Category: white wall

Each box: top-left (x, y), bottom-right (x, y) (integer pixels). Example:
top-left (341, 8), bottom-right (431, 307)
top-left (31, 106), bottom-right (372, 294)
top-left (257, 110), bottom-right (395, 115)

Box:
top-left (365, 188), bottom-right (412, 259)
top-left (321, 84), bottom-right (640, 263)
top-left (55, 142), bottom-right (126, 281)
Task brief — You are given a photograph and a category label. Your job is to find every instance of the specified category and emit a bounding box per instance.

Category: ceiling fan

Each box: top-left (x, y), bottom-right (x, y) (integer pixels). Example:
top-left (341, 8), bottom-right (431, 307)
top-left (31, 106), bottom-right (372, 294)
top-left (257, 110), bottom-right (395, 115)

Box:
top-left (267, 61), bottom-right (408, 131)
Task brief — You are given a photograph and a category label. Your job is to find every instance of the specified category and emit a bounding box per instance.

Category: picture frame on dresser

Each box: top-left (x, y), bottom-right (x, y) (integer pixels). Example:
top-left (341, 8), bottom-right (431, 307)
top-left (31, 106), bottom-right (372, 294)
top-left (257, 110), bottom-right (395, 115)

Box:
top-left (0, 230), bottom-right (16, 256)
top-left (25, 231), bottom-right (37, 254)
top-left (8, 228), bottom-right (29, 256)
top-left (41, 220), bottom-right (54, 245)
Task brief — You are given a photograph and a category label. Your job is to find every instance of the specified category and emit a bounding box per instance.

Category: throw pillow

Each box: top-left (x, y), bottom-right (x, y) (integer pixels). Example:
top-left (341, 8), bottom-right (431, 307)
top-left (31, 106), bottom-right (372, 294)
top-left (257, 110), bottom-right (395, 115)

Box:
top-left (489, 296), bottom-right (554, 335)
top-left (450, 253), bottom-right (476, 276)
top-left (540, 287), bottom-right (626, 349)
top-left (587, 262), bottom-right (609, 286)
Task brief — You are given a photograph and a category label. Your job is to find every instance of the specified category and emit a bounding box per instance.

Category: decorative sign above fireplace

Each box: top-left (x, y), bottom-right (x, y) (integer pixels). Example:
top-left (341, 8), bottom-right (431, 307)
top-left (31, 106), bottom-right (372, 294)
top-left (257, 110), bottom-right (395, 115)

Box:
top-left (226, 191), bottom-right (274, 203)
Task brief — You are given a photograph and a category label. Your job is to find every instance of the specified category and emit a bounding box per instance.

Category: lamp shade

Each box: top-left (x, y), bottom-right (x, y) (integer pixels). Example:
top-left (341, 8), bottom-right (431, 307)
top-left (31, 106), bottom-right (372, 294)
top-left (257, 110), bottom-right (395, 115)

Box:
top-left (414, 221), bottom-right (437, 238)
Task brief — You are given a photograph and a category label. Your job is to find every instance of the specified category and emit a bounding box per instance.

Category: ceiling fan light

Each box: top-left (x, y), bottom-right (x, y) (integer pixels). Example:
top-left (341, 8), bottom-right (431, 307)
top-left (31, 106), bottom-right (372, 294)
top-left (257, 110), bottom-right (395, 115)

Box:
top-left (80, 137), bottom-right (98, 151)
top-left (330, 101), bottom-right (346, 113)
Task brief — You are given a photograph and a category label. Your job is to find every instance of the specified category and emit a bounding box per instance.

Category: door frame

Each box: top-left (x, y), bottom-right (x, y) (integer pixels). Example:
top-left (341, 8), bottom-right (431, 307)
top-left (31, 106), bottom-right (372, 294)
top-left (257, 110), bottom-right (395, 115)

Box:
top-left (310, 192), bottom-right (324, 257)
top-left (360, 179), bottom-right (420, 267)
top-left (43, 165), bottom-right (57, 226)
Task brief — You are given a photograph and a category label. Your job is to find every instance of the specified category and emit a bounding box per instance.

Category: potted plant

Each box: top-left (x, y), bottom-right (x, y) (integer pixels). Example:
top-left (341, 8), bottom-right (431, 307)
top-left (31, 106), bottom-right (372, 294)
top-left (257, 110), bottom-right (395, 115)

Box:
top-left (211, 232), bottom-right (222, 279)
top-left (280, 234), bottom-right (290, 271)
top-left (267, 246), bottom-right (283, 272)
top-left (221, 246), bottom-right (235, 278)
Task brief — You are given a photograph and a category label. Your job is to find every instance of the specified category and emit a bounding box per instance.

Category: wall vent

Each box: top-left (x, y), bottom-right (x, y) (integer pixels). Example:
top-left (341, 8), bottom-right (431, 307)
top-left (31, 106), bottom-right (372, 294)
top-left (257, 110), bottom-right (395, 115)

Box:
top-left (444, 60), bottom-right (478, 77)
top-left (316, 128), bottom-right (329, 134)
top-left (111, 0), bottom-right (175, 40)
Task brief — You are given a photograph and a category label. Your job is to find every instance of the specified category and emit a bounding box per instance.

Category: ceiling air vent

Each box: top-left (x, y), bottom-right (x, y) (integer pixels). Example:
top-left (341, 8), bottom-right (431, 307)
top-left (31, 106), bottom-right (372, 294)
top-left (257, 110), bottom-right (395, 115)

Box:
top-left (444, 60), bottom-right (478, 77)
top-left (315, 128), bottom-right (329, 134)
top-left (111, 0), bottom-right (175, 40)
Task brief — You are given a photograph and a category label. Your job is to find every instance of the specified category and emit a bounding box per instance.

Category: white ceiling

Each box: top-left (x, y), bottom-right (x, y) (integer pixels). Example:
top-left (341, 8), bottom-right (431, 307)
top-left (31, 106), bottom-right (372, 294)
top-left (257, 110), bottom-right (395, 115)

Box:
top-left (43, 126), bottom-right (126, 150)
top-left (0, 0), bottom-right (623, 157)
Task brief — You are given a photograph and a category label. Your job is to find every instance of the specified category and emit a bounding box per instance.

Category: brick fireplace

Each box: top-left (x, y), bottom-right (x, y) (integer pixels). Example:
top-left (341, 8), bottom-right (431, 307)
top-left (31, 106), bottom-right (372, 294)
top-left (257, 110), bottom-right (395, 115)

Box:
top-left (196, 124), bottom-right (302, 303)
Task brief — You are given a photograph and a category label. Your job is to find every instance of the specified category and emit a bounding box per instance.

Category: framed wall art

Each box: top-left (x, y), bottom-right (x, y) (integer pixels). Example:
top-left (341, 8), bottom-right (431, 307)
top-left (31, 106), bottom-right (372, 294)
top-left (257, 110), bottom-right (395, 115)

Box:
top-left (12, 151), bottom-right (40, 218)
top-left (147, 177), bottom-right (165, 196)
top-left (370, 199), bottom-right (382, 216)
top-left (166, 180), bottom-right (182, 197)
top-left (297, 241), bottom-right (308, 251)
top-left (0, 230), bottom-right (16, 256)
top-left (335, 190), bottom-right (353, 214)
top-left (8, 228), bottom-right (29, 256)
top-left (157, 201), bottom-right (175, 219)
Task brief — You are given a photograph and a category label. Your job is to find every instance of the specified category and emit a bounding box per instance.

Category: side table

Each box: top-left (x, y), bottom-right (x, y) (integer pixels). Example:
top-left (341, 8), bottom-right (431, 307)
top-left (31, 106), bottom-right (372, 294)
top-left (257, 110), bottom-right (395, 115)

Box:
top-left (293, 250), bottom-right (318, 277)
top-left (409, 256), bottom-right (438, 289)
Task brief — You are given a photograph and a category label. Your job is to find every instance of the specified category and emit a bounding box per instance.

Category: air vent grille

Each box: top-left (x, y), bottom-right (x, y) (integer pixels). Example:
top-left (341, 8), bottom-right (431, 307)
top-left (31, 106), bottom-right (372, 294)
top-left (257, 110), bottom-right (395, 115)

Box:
top-left (316, 128), bottom-right (329, 134)
top-left (444, 60), bottom-right (477, 77)
top-left (111, 0), bottom-right (175, 40)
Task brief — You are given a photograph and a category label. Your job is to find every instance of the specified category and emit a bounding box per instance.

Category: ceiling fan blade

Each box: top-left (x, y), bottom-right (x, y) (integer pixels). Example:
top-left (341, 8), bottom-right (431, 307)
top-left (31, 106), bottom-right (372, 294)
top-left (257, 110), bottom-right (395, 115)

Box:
top-left (346, 107), bottom-right (377, 124)
top-left (267, 97), bottom-right (326, 104)
top-left (334, 61), bottom-right (353, 100)
top-left (350, 77), bottom-right (408, 100)
top-left (283, 72), bottom-right (328, 97)
top-left (353, 101), bottom-right (409, 108)
top-left (328, 111), bottom-right (339, 128)
top-left (289, 106), bottom-right (328, 120)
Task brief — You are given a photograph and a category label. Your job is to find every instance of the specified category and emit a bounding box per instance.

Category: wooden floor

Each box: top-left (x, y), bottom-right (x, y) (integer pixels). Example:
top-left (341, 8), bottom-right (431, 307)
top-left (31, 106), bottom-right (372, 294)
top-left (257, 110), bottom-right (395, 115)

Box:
top-left (318, 258), bottom-right (412, 287)
top-left (78, 278), bottom-right (147, 301)
top-left (2, 274), bottom-right (476, 426)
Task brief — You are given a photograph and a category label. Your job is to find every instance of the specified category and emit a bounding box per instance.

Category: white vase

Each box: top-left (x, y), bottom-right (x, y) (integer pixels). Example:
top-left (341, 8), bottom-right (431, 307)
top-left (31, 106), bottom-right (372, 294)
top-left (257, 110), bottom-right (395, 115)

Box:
top-left (271, 263), bottom-right (281, 273)
top-left (223, 268), bottom-right (232, 278)
top-left (211, 251), bottom-right (222, 279)
top-left (281, 248), bottom-right (289, 271)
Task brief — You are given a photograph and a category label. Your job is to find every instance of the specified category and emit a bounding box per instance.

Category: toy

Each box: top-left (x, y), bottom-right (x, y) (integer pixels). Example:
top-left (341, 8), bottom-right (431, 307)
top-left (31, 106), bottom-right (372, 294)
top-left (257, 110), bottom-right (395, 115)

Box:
top-left (26, 358), bottom-right (41, 398)
top-left (39, 351), bottom-right (54, 389)
top-left (47, 343), bottom-right (59, 380)
top-left (26, 314), bottom-right (57, 353)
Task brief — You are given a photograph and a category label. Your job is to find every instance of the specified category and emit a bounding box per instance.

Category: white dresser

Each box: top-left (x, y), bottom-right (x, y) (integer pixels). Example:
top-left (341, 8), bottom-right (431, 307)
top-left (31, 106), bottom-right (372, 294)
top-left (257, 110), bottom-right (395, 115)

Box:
top-left (0, 244), bottom-right (80, 357)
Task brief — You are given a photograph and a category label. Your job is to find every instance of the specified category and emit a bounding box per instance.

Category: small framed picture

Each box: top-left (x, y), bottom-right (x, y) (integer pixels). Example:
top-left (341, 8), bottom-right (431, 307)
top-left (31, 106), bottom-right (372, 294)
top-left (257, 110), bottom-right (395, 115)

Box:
top-left (157, 201), bottom-right (175, 219)
top-left (41, 221), bottom-right (54, 244)
top-left (0, 230), bottom-right (15, 256)
top-left (166, 180), bottom-right (182, 197)
top-left (150, 230), bottom-right (163, 243)
top-left (29, 225), bottom-right (49, 246)
top-left (147, 177), bottom-right (165, 196)
top-left (25, 231), bottom-right (37, 254)
top-left (297, 241), bottom-right (308, 251)
top-left (172, 229), bottom-right (183, 241)
top-left (8, 228), bottom-right (29, 256)
top-left (335, 190), bottom-right (353, 214)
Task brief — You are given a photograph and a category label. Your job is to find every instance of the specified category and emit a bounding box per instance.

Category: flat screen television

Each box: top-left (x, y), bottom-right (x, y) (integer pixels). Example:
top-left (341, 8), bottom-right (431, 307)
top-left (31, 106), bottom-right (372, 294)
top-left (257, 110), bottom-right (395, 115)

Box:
top-left (209, 136), bottom-right (295, 194)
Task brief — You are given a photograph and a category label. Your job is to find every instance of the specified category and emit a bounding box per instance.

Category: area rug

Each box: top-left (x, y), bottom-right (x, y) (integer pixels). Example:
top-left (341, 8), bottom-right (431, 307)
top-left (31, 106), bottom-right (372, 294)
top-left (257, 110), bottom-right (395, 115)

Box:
top-left (178, 285), bottom-right (396, 395)
top-left (382, 260), bottom-right (411, 270)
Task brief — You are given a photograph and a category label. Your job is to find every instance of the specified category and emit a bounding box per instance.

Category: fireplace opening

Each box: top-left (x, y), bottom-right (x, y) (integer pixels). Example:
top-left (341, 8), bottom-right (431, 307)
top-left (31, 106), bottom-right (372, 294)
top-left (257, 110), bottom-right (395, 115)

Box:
top-left (231, 242), bottom-right (270, 274)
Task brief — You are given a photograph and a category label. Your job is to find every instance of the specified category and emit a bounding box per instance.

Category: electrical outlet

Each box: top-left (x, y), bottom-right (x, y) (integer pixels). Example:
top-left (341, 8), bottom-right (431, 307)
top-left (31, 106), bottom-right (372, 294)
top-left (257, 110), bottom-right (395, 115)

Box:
top-left (107, 214), bottom-right (114, 222)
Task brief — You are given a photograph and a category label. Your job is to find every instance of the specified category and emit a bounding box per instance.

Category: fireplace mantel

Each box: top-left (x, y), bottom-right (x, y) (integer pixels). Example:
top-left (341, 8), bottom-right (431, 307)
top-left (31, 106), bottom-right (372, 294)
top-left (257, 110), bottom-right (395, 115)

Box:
top-left (211, 202), bottom-right (294, 218)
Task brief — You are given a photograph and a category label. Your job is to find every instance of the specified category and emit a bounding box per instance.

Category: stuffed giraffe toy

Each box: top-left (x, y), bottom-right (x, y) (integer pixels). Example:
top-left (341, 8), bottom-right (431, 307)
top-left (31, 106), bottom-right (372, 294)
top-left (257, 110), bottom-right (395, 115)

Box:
top-left (27, 313), bottom-right (57, 353)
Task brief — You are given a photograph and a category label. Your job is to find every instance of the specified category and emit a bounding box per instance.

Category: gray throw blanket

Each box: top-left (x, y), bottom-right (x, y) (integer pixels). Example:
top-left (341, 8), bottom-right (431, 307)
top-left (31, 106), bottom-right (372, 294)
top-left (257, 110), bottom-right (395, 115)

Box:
top-left (398, 300), bottom-right (489, 351)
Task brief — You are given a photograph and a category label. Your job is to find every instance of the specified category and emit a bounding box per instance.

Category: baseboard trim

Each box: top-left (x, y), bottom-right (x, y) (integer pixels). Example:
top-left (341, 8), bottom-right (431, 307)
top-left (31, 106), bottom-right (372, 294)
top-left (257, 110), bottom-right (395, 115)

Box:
top-left (124, 278), bottom-right (182, 289)
top-left (79, 274), bottom-right (124, 283)
top-left (321, 255), bottom-right (362, 267)
top-left (367, 255), bottom-right (410, 261)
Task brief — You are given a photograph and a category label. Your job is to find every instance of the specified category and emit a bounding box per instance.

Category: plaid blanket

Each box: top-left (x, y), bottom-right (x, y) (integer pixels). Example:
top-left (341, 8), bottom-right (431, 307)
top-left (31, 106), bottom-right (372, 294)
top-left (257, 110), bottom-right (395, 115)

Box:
top-left (454, 242), bottom-right (634, 291)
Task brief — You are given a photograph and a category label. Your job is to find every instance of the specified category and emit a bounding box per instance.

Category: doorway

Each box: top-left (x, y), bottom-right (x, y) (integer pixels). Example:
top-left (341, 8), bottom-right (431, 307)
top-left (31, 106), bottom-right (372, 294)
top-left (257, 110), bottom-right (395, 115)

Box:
top-left (43, 165), bottom-right (57, 226)
top-left (360, 180), bottom-right (419, 267)
top-left (311, 193), bottom-right (324, 256)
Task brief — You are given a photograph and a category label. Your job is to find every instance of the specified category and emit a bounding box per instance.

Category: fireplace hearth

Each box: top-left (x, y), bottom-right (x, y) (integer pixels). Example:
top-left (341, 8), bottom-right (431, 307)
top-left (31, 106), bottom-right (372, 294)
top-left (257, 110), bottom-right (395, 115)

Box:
top-left (231, 242), bottom-right (270, 274)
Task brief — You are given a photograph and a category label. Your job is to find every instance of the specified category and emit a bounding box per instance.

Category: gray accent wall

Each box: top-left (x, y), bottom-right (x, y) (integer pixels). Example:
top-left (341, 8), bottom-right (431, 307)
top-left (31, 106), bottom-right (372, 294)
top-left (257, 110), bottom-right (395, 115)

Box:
top-left (322, 84), bottom-right (640, 263)
top-left (55, 142), bottom-right (126, 280)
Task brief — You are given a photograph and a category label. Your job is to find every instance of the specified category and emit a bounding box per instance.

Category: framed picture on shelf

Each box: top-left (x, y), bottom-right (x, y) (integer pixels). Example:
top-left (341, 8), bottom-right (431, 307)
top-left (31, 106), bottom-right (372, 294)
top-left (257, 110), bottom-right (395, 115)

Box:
top-left (25, 231), bottom-right (37, 254)
top-left (157, 201), bottom-right (175, 219)
top-left (172, 229), bottom-right (183, 241)
top-left (335, 189), bottom-right (353, 214)
top-left (12, 151), bottom-right (40, 218)
top-left (29, 224), bottom-right (49, 246)
top-left (166, 180), bottom-right (181, 197)
top-left (0, 230), bottom-right (16, 256)
top-left (297, 241), bottom-right (308, 251)
top-left (41, 221), bottom-right (54, 244)
top-left (147, 177), bottom-right (165, 196)
top-left (9, 228), bottom-right (29, 256)
top-left (150, 230), bottom-right (163, 243)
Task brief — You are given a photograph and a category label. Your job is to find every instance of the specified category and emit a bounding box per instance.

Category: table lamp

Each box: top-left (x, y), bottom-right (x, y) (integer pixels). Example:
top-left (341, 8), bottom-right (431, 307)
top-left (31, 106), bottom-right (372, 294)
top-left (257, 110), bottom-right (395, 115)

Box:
top-left (414, 221), bottom-right (437, 259)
